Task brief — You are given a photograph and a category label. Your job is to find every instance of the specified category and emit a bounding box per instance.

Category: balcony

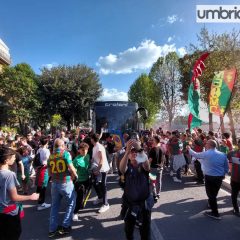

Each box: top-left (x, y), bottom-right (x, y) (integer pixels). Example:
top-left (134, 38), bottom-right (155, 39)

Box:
top-left (0, 48), bottom-right (11, 65)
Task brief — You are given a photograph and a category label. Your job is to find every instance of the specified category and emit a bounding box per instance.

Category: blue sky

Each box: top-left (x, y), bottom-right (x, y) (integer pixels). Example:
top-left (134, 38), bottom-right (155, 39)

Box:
top-left (0, 0), bottom-right (239, 102)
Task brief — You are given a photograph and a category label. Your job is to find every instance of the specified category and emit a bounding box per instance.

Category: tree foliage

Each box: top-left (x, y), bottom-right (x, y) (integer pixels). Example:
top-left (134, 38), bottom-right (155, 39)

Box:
top-left (180, 27), bottom-right (240, 105)
top-left (51, 114), bottom-right (62, 128)
top-left (179, 27), bottom-right (240, 140)
top-left (0, 63), bottom-right (40, 133)
top-left (149, 52), bottom-right (182, 128)
top-left (128, 73), bottom-right (161, 126)
top-left (39, 64), bottom-right (102, 129)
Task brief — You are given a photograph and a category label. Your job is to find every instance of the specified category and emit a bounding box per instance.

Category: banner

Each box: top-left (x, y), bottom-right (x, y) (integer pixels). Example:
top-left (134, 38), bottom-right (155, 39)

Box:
top-left (109, 129), bottom-right (124, 149)
top-left (188, 52), bottom-right (209, 130)
top-left (209, 69), bottom-right (237, 116)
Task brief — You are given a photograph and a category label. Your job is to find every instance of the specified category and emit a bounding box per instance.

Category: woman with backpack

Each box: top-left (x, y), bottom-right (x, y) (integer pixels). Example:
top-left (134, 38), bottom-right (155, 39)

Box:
top-left (119, 139), bottom-right (153, 240)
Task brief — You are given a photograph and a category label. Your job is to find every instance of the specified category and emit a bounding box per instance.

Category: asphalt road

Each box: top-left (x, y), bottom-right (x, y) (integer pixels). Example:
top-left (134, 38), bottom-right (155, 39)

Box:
top-left (20, 171), bottom-right (240, 240)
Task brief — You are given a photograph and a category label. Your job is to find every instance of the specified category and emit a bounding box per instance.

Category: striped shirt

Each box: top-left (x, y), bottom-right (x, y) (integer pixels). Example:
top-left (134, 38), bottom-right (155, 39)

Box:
top-left (48, 149), bottom-right (72, 183)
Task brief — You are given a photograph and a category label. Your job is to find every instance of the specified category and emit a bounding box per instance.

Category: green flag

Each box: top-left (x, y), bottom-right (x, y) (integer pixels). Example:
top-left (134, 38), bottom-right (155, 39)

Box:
top-left (187, 52), bottom-right (209, 131)
top-left (209, 69), bottom-right (237, 116)
top-left (188, 79), bottom-right (202, 130)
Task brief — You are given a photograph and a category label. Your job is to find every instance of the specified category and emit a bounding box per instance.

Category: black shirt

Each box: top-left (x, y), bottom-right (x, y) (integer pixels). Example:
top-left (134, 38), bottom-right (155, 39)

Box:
top-left (106, 141), bottom-right (115, 154)
top-left (149, 146), bottom-right (163, 168)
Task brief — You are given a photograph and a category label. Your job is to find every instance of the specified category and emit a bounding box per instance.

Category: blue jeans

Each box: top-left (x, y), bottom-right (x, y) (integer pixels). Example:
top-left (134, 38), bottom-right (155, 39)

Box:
top-left (49, 181), bottom-right (76, 232)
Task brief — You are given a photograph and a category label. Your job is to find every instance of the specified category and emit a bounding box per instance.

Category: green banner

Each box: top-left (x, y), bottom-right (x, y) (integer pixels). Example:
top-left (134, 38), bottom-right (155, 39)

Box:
top-left (209, 69), bottom-right (236, 116)
top-left (188, 81), bottom-right (202, 130)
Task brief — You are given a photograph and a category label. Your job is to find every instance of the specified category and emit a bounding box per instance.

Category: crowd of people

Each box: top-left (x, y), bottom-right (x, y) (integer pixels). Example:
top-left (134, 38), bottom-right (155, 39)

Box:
top-left (0, 126), bottom-right (240, 240)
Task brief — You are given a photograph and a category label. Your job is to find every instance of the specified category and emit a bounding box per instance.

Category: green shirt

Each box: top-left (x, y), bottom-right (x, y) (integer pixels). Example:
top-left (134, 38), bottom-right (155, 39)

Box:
top-left (73, 154), bottom-right (90, 182)
top-left (219, 145), bottom-right (229, 154)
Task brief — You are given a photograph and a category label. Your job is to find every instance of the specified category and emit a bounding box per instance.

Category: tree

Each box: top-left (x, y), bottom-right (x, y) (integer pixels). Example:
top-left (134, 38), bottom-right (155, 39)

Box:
top-left (0, 63), bottom-right (40, 133)
top-left (149, 52), bottom-right (182, 129)
top-left (128, 74), bottom-right (161, 127)
top-left (51, 114), bottom-right (62, 128)
top-left (180, 27), bottom-right (240, 141)
top-left (39, 65), bottom-right (102, 130)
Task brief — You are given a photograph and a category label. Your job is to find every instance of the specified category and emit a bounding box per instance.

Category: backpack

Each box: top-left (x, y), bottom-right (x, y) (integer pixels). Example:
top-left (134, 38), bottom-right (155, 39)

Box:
top-left (124, 162), bottom-right (150, 204)
top-left (33, 152), bottom-right (42, 168)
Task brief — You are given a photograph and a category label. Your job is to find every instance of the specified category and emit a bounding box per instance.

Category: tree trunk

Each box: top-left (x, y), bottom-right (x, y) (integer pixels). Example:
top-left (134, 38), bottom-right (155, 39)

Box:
top-left (168, 112), bottom-right (173, 130)
top-left (18, 117), bottom-right (24, 134)
top-left (227, 108), bottom-right (237, 144)
top-left (66, 119), bottom-right (71, 131)
top-left (219, 116), bottom-right (225, 134)
top-left (209, 112), bottom-right (213, 131)
top-left (72, 113), bottom-right (75, 129)
top-left (168, 120), bottom-right (172, 130)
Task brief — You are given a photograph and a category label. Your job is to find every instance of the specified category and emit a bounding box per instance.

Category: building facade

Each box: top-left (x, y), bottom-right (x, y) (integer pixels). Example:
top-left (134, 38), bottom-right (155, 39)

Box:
top-left (0, 38), bottom-right (11, 72)
top-left (0, 39), bottom-right (11, 126)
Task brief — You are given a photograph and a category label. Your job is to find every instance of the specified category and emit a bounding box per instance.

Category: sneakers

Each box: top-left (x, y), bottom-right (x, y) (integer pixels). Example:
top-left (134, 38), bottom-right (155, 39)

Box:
top-left (37, 203), bottom-right (51, 211)
top-left (153, 196), bottom-right (159, 203)
top-left (233, 209), bottom-right (240, 217)
top-left (204, 211), bottom-right (221, 220)
top-left (173, 177), bottom-right (182, 183)
top-left (48, 230), bottom-right (58, 238)
top-left (49, 226), bottom-right (71, 238)
top-left (187, 170), bottom-right (194, 176)
top-left (93, 198), bottom-right (103, 205)
top-left (72, 214), bottom-right (79, 221)
top-left (98, 204), bottom-right (110, 213)
top-left (58, 226), bottom-right (71, 235)
top-left (170, 171), bottom-right (174, 177)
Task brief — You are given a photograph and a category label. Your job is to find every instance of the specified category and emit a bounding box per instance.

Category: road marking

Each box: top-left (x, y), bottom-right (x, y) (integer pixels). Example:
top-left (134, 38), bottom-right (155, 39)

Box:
top-left (220, 188), bottom-right (230, 195)
top-left (220, 188), bottom-right (240, 201)
top-left (151, 219), bottom-right (165, 240)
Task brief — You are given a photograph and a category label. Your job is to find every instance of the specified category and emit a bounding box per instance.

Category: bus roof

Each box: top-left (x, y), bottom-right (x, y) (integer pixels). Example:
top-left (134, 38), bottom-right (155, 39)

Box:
top-left (94, 101), bottom-right (138, 107)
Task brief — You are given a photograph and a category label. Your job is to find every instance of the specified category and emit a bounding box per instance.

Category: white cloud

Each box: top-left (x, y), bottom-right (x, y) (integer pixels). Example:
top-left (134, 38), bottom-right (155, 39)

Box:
top-left (151, 15), bottom-right (183, 29)
top-left (42, 62), bottom-right (58, 69)
top-left (167, 36), bottom-right (173, 42)
top-left (178, 47), bottom-right (187, 57)
top-left (99, 88), bottom-right (128, 101)
top-left (167, 15), bottom-right (177, 24)
top-left (97, 40), bottom-right (184, 75)
top-left (167, 15), bottom-right (183, 24)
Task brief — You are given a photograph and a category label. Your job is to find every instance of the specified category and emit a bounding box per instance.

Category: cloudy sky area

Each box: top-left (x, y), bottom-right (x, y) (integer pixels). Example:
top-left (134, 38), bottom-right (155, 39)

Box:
top-left (0, 0), bottom-right (239, 118)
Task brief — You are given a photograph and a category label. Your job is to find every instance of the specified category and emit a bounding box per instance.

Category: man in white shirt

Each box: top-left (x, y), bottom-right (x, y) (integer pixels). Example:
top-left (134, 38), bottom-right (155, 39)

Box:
top-left (91, 134), bottom-right (110, 213)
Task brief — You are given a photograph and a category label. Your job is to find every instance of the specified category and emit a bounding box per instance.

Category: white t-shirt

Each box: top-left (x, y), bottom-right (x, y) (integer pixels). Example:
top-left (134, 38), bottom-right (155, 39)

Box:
top-left (37, 147), bottom-right (50, 165)
top-left (92, 142), bottom-right (110, 172)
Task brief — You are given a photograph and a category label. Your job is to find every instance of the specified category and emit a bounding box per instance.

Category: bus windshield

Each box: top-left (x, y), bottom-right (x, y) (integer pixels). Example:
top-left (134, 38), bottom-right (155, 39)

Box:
top-left (93, 101), bottom-right (139, 134)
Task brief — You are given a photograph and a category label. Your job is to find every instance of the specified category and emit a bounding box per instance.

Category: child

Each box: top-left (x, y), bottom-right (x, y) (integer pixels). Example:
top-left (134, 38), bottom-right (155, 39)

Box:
top-left (0, 146), bottom-right (39, 240)
top-left (19, 146), bottom-right (33, 194)
top-left (72, 142), bottom-right (91, 221)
